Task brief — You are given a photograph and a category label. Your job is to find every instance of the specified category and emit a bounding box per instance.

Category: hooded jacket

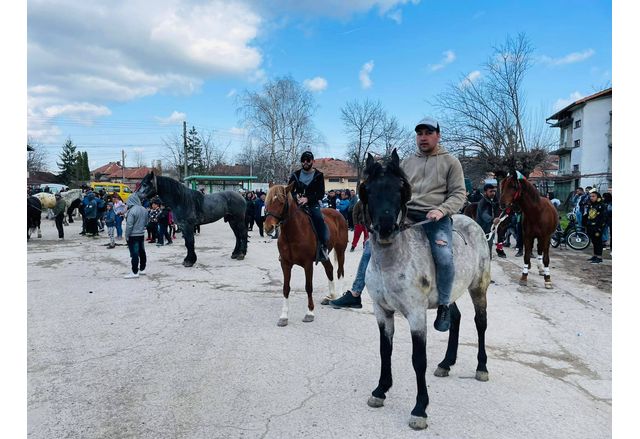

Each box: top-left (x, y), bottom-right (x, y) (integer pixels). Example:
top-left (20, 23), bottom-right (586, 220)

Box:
top-left (400, 145), bottom-right (466, 217)
top-left (288, 168), bottom-right (325, 207)
top-left (125, 193), bottom-right (149, 240)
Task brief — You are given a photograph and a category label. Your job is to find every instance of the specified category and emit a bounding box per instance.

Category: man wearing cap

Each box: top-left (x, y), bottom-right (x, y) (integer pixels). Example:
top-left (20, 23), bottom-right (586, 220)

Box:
top-left (476, 183), bottom-right (503, 258)
top-left (52, 193), bottom-right (67, 240)
top-left (401, 117), bottom-right (467, 332)
top-left (288, 151), bottom-right (330, 262)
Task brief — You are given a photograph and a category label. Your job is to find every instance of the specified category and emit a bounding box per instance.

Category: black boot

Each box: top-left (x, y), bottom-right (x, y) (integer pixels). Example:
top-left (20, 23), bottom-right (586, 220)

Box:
top-left (434, 305), bottom-right (451, 332)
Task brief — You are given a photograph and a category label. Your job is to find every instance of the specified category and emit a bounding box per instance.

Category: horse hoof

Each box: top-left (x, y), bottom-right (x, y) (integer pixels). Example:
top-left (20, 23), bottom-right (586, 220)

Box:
top-left (475, 371), bottom-right (489, 382)
top-left (545, 282), bottom-right (553, 289)
top-left (236, 254), bottom-right (245, 261)
top-left (409, 416), bottom-right (428, 430)
top-left (277, 318), bottom-right (288, 327)
top-left (231, 254), bottom-right (238, 259)
top-left (320, 297), bottom-right (331, 305)
top-left (182, 261), bottom-right (195, 267)
top-left (434, 367), bottom-right (449, 377)
top-left (367, 396), bottom-right (385, 408)
top-left (302, 314), bottom-right (314, 323)
top-left (519, 279), bottom-right (527, 286)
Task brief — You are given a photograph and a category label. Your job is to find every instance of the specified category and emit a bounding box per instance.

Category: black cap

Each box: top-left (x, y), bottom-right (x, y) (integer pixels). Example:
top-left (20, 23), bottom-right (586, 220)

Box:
top-left (483, 183), bottom-right (496, 191)
top-left (301, 151), bottom-right (314, 162)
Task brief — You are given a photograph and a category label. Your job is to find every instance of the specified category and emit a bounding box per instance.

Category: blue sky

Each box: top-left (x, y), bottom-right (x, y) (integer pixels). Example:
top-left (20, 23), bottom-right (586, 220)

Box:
top-left (27, 0), bottom-right (612, 172)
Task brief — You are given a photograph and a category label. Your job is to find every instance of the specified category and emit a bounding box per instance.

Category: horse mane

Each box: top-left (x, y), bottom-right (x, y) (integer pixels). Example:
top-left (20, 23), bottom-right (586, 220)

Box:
top-left (156, 175), bottom-right (204, 212)
top-left (510, 172), bottom-right (541, 202)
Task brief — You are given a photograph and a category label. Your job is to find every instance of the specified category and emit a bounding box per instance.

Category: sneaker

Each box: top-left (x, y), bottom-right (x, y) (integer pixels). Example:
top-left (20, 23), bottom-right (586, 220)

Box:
top-left (587, 256), bottom-right (597, 262)
top-left (124, 272), bottom-right (139, 279)
top-left (139, 269), bottom-right (146, 275)
top-left (515, 250), bottom-right (523, 257)
top-left (156, 243), bottom-right (164, 246)
top-left (496, 249), bottom-right (507, 258)
top-left (590, 257), bottom-right (603, 264)
top-left (167, 241), bottom-right (173, 245)
top-left (330, 291), bottom-right (362, 309)
top-left (350, 246), bottom-right (355, 252)
top-left (434, 305), bottom-right (451, 332)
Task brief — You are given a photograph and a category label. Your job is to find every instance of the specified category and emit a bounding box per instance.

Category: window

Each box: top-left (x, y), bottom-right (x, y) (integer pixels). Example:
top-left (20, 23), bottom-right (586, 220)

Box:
top-left (124, 186), bottom-right (131, 193)
top-left (574, 119), bottom-right (581, 129)
top-left (328, 178), bottom-right (340, 183)
top-left (574, 139), bottom-right (581, 148)
top-left (573, 164), bottom-right (580, 172)
top-left (348, 178), bottom-right (358, 183)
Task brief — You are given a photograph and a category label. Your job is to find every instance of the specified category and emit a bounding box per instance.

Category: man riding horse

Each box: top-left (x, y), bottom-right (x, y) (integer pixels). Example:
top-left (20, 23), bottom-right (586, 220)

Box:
top-left (288, 151), bottom-right (330, 262)
top-left (401, 117), bottom-right (467, 332)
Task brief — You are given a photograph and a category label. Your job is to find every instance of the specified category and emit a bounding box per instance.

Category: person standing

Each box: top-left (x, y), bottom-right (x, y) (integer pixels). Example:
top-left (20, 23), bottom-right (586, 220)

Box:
top-left (124, 193), bottom-right (149, 278)
top-left (585, 189), bottom-right (606, 264)
top-left (254, 193), bottom-right (266, 237)
top-left (104, 202), bottom-right (117, 248)
top-left (288, 151), bottom-right (329, 261)
top-left (602, 192), bottom-right (612, 250)
top-left (147, 200), bottom-right (160, 243)
top-left (52, 193), bottom-right (67, 240)
top-left (401, 117), bottom-right (467, 332)
top-left (475, 183), bottom-right (503, 258)
top-left (83, 191), bottom-right (99, 237)
top-left (245, 191), bottom-right (256, 232)
top-left (350, 199), bottom-right (369, 252)
top-left (156, 202), bottom-right (173, 246)
top-left (113, 195), bottom-right (127, 240)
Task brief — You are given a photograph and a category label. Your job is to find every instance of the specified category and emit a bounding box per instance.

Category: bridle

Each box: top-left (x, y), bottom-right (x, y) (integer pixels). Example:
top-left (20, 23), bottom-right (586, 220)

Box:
top-left (264, 192), bottom-right (290, 225)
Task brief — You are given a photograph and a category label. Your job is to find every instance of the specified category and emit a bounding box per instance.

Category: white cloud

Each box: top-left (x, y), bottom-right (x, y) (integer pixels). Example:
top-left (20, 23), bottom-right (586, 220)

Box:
top-left (430, 50), bottom-right (456, 71)
top-left (540, 49), bottom-right (595, 66)
top-left (459, 70), bottom-right (481, 88)
top-left (258, 0), bottom-right (421, 20)
top-left (359, 60), bottom-right (374, 89)
top-left (27, 0), bottom-right (264, 139)
top-left (303, 76), bottom-right (328, 92)
top-left (229, 127), bottom-right (247, 136)
top-left (387, 9), bottom-right (403, 24)
top-left (155, 111), bottom-right (187, 125)
top-left (553, 91), bottom-right (584, 111)
top-left (226, 89), bottom-right (237, 98)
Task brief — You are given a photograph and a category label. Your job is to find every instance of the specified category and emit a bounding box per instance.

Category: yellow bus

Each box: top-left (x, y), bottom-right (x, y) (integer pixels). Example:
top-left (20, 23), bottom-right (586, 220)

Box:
top-left (90, 182), bottom-right (134, 202)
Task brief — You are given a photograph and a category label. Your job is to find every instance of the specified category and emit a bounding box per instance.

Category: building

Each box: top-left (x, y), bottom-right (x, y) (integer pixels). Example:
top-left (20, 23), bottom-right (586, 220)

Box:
top-left (91, 162), bottom-right (155, 189)
top-left (184, 164), bottom-right (257, 193)
top-left (546, 88), bottom-right (612, 201)
top-left (527, 155), bottom-right (560, 196)
top-left (313, 158), bottom-right (358, 192)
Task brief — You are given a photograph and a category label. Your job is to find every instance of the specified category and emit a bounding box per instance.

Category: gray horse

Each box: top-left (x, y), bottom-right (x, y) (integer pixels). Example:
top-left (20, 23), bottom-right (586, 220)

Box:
top-left (359, 150), bottom-right (491, 430)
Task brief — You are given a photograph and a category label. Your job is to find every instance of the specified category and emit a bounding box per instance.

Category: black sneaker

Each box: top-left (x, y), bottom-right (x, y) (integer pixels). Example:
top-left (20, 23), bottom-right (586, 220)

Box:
top-left (590, 257), bottom-right (603, 264)
top-left (496, 249), bottom-right (507, 258)
top-left (515, 250), bottom-right (523, 257)
top-left (587, 256), bottom-right (598, 262)
top-left (330, 291), bottom-right (362, 309)
top-left (434, 305), bottom-right (451, 332)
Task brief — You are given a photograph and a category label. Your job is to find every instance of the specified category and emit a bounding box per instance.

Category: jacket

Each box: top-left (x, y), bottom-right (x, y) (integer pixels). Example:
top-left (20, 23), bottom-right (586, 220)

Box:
top-left (125, 193), bottom-right (149, 239)
top-left (585, 199), bottom-right (606, 231)
top-left (52, 198), bottom-right (67, 216)
top-left (351, 200), bottom-right (370, 226)
top-left (400, 145), bottom-right (466, 217)
top-left (476, 195), bottom-right (499, 234)
top-left (83, 193), bottom-right (98, 219)
top-left (288, 169), bottom-right (325, 207)
top-left (104, 209), bottom-right (117, 227)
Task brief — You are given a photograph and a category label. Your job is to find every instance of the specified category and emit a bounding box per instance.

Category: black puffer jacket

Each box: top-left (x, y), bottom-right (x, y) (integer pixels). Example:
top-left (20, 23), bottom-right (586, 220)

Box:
top-left (288, 169), bottom-right (325, 207)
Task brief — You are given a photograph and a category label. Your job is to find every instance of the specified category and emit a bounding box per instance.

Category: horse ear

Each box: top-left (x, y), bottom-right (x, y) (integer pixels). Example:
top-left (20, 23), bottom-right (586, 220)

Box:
top-left (366, 153), bottom-right (375, 169)
top-left (285, 181), bottom-right (295, 193)
top-left (391, 148), bottom-right (400, 167)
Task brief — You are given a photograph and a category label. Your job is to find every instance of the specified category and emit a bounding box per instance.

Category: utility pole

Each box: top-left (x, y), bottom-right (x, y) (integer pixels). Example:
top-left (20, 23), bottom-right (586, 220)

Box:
top-left (122, 149), bottom-right (126, 184)
top-left (183, 121), bottom-right (188, 181)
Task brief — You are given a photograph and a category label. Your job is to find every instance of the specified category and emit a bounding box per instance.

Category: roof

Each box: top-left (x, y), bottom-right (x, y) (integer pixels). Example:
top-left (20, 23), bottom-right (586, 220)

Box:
top-left (27, 171), bottom-right (61, 185)
top-left (184, 175), bottom-right (257, 181)
top-left (91, 162), bottom-right (153, 180)
top-left (313, 158), bottom-right (357, 178)
top-left (547, 88), bottom-right (612, 121)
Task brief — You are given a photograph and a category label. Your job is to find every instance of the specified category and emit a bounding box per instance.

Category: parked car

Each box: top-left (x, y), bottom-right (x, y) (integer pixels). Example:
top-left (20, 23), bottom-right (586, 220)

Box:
top-left (90, 182), bottom-right (134, 202)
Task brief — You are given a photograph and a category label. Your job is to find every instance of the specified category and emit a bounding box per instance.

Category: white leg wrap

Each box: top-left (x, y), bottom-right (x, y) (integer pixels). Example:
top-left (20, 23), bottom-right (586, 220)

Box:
top-left (279, 297), bottom-right (289, 320)
top-left (522, 265), bottom-right (529, 274)
top-left (544, 267), bottom-right (550, 276)
top-left (328, 279), bottom-right (336, 299)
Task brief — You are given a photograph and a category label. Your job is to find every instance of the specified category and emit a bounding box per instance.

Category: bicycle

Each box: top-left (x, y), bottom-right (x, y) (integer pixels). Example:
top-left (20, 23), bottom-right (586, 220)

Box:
top-left (551, 212), bottom-right (590, 250)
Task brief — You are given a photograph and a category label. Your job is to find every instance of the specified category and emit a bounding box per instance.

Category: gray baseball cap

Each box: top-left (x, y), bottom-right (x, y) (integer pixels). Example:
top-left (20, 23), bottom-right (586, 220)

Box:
top-left (415, 117), bottom-right (440, 132)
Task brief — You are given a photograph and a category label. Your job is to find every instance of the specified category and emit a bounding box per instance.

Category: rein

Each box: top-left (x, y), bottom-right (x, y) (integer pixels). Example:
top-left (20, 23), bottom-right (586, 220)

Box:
top-left (264, 193), bottom-right (290, 224)
top-left (485, 212), bottom-right (509, 242)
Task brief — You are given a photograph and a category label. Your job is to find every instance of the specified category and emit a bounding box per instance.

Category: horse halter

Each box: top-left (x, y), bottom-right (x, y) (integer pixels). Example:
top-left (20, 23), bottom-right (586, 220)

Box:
top-left (264, 192), bottom-right (290, 224)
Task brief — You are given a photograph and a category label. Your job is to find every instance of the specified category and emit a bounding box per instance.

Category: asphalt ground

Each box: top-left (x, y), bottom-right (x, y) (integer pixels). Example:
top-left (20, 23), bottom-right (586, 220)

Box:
top-left (27, 218), bottom-right (612, 438)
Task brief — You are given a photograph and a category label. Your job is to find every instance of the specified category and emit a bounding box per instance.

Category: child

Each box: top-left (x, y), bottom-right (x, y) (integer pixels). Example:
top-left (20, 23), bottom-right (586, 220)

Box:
top-left (104, 202), bottom-right (117, 248)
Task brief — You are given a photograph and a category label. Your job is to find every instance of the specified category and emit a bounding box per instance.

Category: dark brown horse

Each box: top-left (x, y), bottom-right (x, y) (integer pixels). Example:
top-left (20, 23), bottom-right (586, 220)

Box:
top-left (264, 183), bottom-right (349, 326)
top-left (499, 171), bottom-right (558, 288)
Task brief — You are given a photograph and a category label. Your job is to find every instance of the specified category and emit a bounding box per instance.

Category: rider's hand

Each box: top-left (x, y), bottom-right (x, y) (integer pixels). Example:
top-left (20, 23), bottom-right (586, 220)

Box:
top-left (426, 210), bottom-right (444, 222)
top-left (298, 196), bottom-right (308, 206)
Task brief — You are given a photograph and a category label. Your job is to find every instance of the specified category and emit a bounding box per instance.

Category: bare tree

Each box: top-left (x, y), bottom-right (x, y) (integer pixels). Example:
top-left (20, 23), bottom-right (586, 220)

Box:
top-left (378, 115), bottom-right (415, 159)
top-left (341, 99), bottom-right (386, 183)
top-left (237, 76), bottom-right (320, 183)
top-left (432, 33), bottom-right (551, 176)
top-left (161, 132), bottom-right (186, 179)
top-left (27, 138), bottom-right (48, 173)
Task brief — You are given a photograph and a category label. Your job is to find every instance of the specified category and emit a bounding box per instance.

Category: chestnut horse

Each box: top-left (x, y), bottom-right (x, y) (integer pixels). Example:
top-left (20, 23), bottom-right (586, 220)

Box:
top-left (263, 183), bottom-right (348, 327)
top-left (499, 171), bottom-right (558, 288)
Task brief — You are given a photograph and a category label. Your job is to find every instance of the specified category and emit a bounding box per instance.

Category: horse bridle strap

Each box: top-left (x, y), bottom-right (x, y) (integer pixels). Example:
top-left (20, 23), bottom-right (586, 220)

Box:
top-left (264, 193), bottom-right (290, 223)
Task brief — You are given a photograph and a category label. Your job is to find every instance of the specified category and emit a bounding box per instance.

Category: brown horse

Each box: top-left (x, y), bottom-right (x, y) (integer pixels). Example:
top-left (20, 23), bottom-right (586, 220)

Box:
top-left (499, 171), bottom-right (558, 288)
top-left (263, 183), bottom-right (349, 326)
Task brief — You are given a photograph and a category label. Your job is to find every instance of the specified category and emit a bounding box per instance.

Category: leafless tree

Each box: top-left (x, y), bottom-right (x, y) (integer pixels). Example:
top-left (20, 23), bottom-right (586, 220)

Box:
top-left (237, 76), bottom-right (320, 183)
top-left (161, 132), bottom-right (186, 179)
top-left (378, 115), bottom-right (415, 159)
top-left (27, 138), bottom-right (48, 173)
top-left (432, 33), bottom-right (552, 177)
top-left (341, 99), bottom-right (386, 183)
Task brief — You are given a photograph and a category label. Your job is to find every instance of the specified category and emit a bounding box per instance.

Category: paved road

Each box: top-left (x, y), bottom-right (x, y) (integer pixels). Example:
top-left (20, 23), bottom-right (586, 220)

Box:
top-left (28, 218), bottom-right (611, 438)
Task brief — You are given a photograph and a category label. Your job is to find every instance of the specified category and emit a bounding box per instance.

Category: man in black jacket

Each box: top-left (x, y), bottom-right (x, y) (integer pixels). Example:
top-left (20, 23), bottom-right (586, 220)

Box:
top-left (288, 151), bottom-right (329, 262)
top-left (476, 183), bottom-right (503, 259)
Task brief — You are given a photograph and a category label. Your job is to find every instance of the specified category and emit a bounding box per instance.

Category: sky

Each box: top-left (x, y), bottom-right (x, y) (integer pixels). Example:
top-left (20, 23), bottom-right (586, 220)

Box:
top-left (27, 0), bottom-right (612, 172)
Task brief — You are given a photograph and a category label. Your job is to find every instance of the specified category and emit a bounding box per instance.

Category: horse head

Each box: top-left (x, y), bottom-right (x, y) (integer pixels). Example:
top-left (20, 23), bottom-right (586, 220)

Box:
top-left (359, 149), bottom-right (411, 245)
top-left (137, 172), bottom-right (158, 200)
top-left (263, 182), bottom-right (294, 234)
top-left (499, 169), bottom-right (522, 210)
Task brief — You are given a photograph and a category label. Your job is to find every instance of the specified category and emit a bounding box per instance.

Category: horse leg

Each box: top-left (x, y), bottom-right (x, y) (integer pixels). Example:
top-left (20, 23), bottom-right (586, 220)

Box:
top-left (319, 259), bottom-right (337, 305)
top-left (181, 225), bottom-right (197, 267)
top-left (536, 238), bottom-right (545, 275)
top-left (541, 237), bottom-right (553, 289)
top-left (520, 235), bottom-right (534, 285)
top-left (434, 302), bottom-right (462, 377)
top-left (302, 264), bottom-right (315, 322)
top-left (471, 296), bottom-right (489, 381)
top-left (368, 303), bottom-right (395, 409)
top-left (407, 310), bottom-right (429, 430)
top-left (277, 261), bottom-right (292, 327)
top-left (228, 220), bottom-right (242, 259)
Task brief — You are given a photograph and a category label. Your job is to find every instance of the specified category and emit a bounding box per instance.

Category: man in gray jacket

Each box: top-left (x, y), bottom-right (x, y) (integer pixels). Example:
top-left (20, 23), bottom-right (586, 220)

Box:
top-left (124, 193), bottom-right (149, 278)
top-left (401, 117), bottom-right (467, 332)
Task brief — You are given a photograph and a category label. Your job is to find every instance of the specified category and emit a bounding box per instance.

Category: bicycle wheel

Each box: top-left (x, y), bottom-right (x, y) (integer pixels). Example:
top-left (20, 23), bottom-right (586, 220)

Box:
top-left (551, 233), bottom-right (560, 248)
top-left (567, 231), bottom-right (590, 250)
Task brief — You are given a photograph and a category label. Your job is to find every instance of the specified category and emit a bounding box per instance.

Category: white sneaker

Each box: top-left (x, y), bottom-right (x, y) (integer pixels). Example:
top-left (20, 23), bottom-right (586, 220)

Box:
top-left (138, 269), bottom-right (146, 275)
top-left (124, 272), bottom-right (139, 279)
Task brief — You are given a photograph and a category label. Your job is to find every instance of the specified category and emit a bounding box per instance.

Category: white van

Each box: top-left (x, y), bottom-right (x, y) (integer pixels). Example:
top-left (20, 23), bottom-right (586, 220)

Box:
top-left (38, 183), bottom-right (69, 194)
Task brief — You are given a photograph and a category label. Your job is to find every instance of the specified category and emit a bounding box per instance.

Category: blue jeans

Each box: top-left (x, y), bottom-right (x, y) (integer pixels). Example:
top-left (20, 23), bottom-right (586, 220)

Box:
top-left (127, 235), bottom-right (147, 274)
top-left (115, 214), bottom-right (123, 238)
top-left (420, 216), bottom-right (455, 305)
top-left (352, 239), bottom-right (371, 294)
